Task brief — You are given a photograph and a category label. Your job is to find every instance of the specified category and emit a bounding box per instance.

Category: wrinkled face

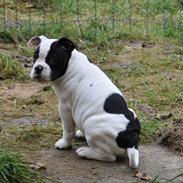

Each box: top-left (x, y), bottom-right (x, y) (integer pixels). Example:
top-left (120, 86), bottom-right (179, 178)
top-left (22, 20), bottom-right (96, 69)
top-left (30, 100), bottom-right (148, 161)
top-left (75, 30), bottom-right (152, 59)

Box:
top-left (28, 35), bottom-right (75, 82)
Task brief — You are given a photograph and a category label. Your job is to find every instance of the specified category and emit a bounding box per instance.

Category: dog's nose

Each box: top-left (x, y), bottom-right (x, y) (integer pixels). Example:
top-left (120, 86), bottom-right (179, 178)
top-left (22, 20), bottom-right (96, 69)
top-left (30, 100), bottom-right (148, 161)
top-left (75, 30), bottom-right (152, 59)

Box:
top-left (34, 65), bottom-right (43, 74)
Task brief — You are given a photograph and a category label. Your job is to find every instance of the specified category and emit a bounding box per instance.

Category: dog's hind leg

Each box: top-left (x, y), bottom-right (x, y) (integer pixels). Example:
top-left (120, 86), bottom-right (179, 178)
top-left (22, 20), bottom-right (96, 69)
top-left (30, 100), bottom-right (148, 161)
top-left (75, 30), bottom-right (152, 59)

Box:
top-left (127, 147), bottom-right (139, 168)
top-left (76, 134), bottom-right (116, 162)
top-left (76, 147), bottom-right (116, 162)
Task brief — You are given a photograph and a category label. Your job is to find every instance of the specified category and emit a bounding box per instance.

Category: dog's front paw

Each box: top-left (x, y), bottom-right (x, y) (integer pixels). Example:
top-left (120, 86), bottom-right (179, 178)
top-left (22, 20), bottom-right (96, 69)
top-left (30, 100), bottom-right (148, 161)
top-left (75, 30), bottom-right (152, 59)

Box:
top-left (55, 138), bottom-right (72, 150)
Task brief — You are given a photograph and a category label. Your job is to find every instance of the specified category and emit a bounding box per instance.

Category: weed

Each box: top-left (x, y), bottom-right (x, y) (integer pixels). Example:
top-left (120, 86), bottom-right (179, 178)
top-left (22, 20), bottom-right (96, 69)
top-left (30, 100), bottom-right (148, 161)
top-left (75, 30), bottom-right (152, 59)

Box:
top-left (0, 31), bottom-right (15, 44)
top-left (140, 119), bottom-right (165, 144)
top-left (0, 53), bottom-right (25, 80)
top-left (17, 124), bottom-right (61, 149)
top-left (26, 95), bottom-right (44, 105)
top-left (1, 1), bottom-right (182, 44)
top-left (18, 45), bottom-right (34, 57)
top-left (0, 151), bottom-right (44, 183)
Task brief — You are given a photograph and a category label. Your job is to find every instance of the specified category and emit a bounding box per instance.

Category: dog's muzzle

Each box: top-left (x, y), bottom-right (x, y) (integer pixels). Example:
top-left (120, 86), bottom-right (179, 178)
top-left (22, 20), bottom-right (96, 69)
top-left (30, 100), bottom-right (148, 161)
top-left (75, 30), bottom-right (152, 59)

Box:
top-left (30, 63), bottom-right (51, 82)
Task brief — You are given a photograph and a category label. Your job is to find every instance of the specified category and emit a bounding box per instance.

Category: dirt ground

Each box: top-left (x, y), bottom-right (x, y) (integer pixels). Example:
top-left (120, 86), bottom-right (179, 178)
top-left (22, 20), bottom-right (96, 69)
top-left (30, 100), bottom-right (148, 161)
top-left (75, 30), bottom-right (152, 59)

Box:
top-left (0, 41), bottom-right (183, 183)
top-left (35, 143), bottom-right (183, 183)
top-left (158, 119), bottom-right (183, 156)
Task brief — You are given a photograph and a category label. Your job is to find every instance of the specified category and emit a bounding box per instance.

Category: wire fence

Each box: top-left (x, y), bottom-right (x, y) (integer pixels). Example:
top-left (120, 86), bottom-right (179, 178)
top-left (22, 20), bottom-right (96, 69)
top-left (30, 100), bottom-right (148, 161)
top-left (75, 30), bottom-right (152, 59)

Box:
top-left (0, 0), bottom-right (183, 42)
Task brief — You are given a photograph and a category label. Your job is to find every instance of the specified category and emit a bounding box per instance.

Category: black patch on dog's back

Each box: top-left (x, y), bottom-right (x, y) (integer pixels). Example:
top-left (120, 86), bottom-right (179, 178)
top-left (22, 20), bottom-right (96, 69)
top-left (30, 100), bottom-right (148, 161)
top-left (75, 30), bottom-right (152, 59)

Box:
top-left (45, 38), bottom-right (76, 81)
top-left (104, 93), bottom-right (127, 114)
top-left (104, 93), bottom-right (134, 121)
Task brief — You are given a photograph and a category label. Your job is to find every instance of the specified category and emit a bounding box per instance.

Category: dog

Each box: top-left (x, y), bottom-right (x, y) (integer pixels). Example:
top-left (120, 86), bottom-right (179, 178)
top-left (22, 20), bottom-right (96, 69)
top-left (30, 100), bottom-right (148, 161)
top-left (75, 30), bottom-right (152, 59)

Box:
top-left (27, 35), bottom-right (141, 168)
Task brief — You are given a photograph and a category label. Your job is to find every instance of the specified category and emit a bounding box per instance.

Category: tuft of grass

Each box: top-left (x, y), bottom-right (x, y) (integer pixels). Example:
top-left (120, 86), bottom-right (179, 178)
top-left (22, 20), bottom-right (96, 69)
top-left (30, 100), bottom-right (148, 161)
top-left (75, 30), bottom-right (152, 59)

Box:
top-left (140, 119), bottom-right (165, 144)
top-left (17, 124), bottom-right (61, 149)
top-left (18, 45), bottom-right (34, 57)
top-left (0, 53), bottom-right (25, 80)
top-left (1, 0), bottom-right (182, 44)
top-left (0, 31), bottom-right (15, 44)
top-left (0, 151), bottom-right (44, 183)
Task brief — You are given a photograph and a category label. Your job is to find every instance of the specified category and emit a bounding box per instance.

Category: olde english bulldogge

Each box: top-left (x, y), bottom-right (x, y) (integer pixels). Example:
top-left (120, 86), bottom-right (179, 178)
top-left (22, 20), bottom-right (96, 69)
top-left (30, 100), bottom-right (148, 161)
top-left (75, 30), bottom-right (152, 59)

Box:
top-left (27, 35), bottom-right (141, 168)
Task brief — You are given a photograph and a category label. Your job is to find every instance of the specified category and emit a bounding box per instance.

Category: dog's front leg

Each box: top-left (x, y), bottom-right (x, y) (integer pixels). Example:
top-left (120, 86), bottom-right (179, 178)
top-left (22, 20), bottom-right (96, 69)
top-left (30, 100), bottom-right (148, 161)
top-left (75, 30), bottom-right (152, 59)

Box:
top-left (55, 106), bottom-right (75, 150)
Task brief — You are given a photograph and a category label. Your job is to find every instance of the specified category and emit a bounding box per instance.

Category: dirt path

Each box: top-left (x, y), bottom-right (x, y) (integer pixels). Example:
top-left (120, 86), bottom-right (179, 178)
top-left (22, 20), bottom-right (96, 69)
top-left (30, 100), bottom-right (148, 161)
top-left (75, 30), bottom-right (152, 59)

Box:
top-left (35, 143), bottom-right (183, 183)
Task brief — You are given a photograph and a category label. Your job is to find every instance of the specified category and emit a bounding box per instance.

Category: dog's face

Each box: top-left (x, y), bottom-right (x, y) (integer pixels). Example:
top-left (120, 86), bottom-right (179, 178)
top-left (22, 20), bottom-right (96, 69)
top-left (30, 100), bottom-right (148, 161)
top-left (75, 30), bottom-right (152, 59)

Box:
top-left (28, 35), bottom-right (75, 82)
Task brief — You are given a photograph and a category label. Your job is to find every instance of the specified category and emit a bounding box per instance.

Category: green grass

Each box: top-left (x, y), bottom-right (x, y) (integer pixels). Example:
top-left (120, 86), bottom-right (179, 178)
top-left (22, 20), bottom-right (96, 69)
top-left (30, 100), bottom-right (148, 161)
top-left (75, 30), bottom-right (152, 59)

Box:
top-left (0, 151), bottom-right (44, 183)
top-left (17, 124), bottom-right (61, 149)
top-left (140, 119), bottom-right (165, 144)
top-left (17, 45), bottom-right (34, 57)
top-left (0, 0), bottom-right (182, 44)
top-left (0, 1), bottom-right (182, 182)
top-left (0, 53), bottom-right (25, 80)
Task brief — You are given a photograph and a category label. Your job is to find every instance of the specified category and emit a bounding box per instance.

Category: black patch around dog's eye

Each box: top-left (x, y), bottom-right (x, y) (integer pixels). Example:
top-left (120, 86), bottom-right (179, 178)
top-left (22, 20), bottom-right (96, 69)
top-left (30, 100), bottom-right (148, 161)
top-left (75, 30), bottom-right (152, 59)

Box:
top-left (33, 46), bottom-right (40, 63)
top-left (45, 41), bottom-right (72, 81)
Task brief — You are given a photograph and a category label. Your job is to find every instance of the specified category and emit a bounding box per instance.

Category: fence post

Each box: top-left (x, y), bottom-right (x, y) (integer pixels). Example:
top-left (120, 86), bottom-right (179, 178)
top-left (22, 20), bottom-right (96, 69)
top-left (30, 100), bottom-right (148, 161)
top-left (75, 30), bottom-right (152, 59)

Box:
top-left (162, 0), bottom-right (167, 37)
top-left (145, 0), bottom-right (150, 37)
top-left (28, 7), bottom-right (31, 38)
top-left (178, 7), bottom-right (183, 42)
top-left (111, 0), bottom-right (115, 37)
top-left (94, 0), bottom-right (97, 39)
top-left (41, 0), bottom-right (46, 35)
top-left (128, 0), bottom-right (132, 35)
top-left (59, 1), bottom-right (63, 35)
top-left (76, 0), bottom-right (83, 38)
top-left (14, 0), bottom-right (18, 38)
top-left (3, 0), bottom-right (6, 31)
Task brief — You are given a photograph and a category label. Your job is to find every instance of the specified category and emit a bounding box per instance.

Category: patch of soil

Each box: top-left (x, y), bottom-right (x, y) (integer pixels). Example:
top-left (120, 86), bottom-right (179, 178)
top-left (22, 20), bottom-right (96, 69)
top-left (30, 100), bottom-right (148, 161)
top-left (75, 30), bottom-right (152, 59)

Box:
top-left (0, 82), bottom-right (46, 99)
top-left (35, 145), bottom-right (183, 183)
top-left (0, 117), bottom-right (49, 128)
top-left (136, 103), bottom-right (158, 117)
top-left (158, 119), bottom-right (183, 156)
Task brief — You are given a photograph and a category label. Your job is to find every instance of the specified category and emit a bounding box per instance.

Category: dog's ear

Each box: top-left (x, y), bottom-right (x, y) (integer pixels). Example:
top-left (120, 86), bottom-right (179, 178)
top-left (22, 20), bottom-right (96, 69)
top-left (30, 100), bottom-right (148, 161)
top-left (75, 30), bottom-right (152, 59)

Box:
top-left (27, 35), bottom-right (47, 48)
top-left (27, 36), bottom-right (41, 48)
top-left (57, 38), bottom-right (76, 52)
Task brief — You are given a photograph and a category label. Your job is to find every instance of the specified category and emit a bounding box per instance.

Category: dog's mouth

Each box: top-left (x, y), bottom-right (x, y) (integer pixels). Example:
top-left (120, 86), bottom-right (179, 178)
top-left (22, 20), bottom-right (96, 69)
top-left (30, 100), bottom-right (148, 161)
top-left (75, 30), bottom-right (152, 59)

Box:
top-left (32, 75), bottom-right (50, 83)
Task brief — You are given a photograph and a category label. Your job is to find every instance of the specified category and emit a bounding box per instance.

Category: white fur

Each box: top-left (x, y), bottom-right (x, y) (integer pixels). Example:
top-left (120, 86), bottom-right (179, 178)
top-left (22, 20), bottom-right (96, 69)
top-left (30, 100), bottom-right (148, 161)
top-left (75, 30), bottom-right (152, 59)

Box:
top-left (52, 49), bottom-right (139, 167)
top-left (30, 38), bottom-right (139, 168)
top-left (30, 37), bottom-right (56, 81)
top-left (127, 147), bottom-right (139, 168)
top-left (76, 130), bottom-right (85, 138)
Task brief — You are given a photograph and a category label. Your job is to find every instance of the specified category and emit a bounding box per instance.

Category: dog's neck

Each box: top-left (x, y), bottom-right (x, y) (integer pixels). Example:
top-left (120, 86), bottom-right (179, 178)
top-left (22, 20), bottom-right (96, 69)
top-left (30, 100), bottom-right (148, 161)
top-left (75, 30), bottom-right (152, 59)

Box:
top-left (52, 49), bottom-right (91, 101)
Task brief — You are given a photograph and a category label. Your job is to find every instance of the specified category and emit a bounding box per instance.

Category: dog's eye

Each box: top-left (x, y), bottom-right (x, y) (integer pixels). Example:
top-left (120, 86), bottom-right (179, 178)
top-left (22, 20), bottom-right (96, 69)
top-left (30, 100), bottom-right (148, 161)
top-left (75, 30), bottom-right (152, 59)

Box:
top-left (33, 53), bottom-right (38, 63)
top-left (50, 58), bottom-right (57, 64)
top-left (33, 47), bottom-right (40, 63)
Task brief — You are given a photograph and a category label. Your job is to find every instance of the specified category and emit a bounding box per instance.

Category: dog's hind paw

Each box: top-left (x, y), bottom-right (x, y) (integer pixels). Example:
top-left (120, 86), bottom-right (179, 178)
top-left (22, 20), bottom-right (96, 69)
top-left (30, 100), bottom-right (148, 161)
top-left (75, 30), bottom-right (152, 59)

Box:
top-left (76, 147), bottom-right (116, 162)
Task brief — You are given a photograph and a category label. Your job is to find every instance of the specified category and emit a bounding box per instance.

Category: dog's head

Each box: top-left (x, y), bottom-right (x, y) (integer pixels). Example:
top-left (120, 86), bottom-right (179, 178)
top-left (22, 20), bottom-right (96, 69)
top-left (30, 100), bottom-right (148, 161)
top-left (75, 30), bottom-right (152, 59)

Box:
top-left (27, 35), bottom-right (76, 82)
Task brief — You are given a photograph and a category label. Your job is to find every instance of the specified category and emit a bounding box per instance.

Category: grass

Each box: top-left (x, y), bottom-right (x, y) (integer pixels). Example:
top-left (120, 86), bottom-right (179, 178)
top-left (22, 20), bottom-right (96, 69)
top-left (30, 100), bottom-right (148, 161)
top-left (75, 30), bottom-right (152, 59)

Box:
top-left (0, 151), bottom-right (44, 183)
top-left (0, 0), bottom-right (183, 182)
top-left (0, 53), bottom-right (25, 80)
top-left (0, 0), bottom-right (182, 44)
top-left (140, 119), bottom-right (165, 144)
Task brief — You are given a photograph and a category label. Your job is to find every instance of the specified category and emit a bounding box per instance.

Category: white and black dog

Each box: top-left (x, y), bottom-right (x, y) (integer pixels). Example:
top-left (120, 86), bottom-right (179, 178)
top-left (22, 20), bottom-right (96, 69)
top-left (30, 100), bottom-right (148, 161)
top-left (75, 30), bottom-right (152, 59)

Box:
top-left (28, 35), bottom-right (141, 168)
